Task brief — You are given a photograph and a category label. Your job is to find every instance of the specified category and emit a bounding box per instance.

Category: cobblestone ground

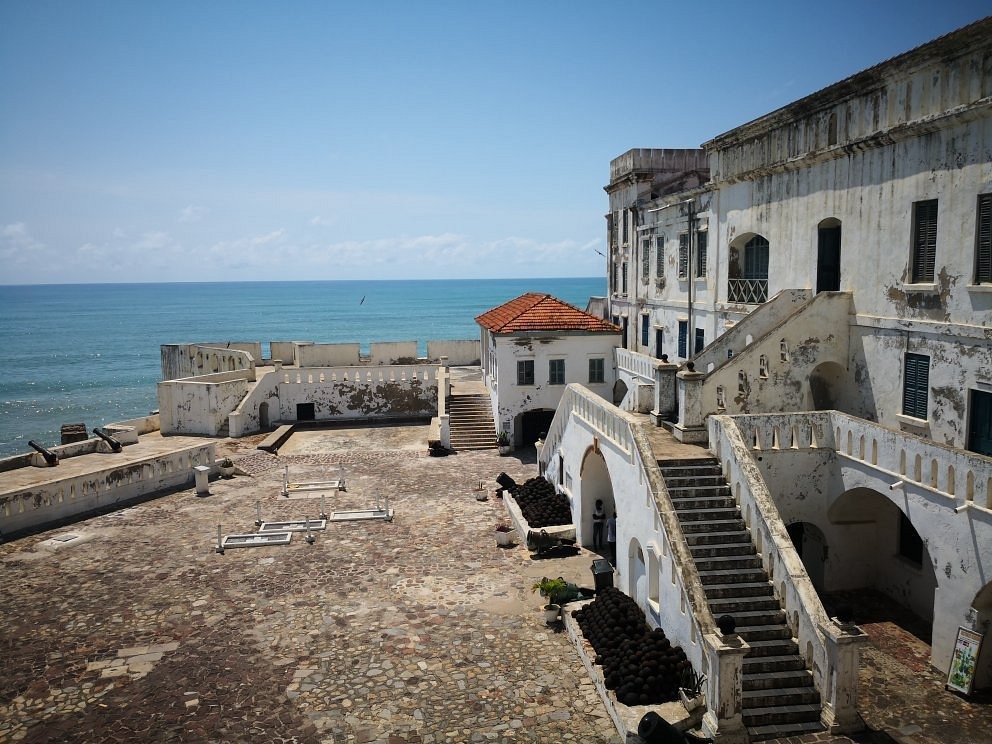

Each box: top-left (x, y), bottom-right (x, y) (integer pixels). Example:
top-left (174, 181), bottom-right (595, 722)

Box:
top-left (0, 443), bottom-right (989, 743)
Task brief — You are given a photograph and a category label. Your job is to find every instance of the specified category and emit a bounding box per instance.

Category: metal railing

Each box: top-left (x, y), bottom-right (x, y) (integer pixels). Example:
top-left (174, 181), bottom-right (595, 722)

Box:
top-left (727, 277), bottom-right (768, 304)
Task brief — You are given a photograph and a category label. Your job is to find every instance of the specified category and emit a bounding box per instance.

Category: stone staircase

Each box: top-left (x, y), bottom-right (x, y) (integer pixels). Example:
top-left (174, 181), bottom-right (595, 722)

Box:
top-left (447, 394), bottom-right (497, 451)
top-left (658, 457), bottom-right (823, 742)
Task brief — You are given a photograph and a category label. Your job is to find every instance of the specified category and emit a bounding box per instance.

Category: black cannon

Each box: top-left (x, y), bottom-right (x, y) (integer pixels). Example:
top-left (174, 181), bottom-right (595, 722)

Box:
top-left (93, 427), bottom-right (123, 453)
top-left (28, 440), bottom-right (58, 466)
top-left (526, 528), bottom-right (577, 556)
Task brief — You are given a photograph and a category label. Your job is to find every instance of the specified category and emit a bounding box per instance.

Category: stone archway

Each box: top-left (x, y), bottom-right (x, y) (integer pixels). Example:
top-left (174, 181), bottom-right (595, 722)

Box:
top-left (828, 487), bottom-right (938, 633)
top-left (579, 446), bottom-right (615, 551)
top-left (808, 361), bottom-right (846, 411)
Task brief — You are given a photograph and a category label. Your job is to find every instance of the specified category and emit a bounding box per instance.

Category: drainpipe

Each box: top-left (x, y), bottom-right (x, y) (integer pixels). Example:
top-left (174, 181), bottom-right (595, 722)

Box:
top-left (686, 198), bottom-right (695, 359)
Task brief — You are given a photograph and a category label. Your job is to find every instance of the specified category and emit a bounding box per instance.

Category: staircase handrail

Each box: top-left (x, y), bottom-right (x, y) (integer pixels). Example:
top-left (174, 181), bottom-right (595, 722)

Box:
top-left (615, 347), bottom-right (658, 383)
top-left (708, 413), bottom-right (833, 694)
top-left (691, 288), bottom-right (811, 375)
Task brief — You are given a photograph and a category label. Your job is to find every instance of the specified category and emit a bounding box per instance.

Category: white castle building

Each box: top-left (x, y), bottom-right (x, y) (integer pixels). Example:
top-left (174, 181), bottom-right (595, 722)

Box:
top-left (533, 16), bottom-right (992, 742)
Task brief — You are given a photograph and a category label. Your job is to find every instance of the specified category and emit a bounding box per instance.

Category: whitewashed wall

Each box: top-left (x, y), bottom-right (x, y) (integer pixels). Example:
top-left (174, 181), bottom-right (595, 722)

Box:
top-left (492, 333), bottom-right (619, 441)
top-left (427, 339), bottom-right (480, 365)
top-left (0, 442), bottom-right (215, 536)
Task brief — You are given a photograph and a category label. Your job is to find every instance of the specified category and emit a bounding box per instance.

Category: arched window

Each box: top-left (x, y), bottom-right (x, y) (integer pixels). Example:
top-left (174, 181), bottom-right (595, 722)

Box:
top-left (728, 234), bottom-right (769, 303)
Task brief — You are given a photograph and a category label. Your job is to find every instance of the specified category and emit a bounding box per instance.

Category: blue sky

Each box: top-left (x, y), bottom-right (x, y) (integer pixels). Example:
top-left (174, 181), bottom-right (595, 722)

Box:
top-left (1, 1), bottom-right (988, 285)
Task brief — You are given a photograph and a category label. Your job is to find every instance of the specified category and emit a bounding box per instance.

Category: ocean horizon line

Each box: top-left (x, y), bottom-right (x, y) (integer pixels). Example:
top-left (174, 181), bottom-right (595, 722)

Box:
top-left (0, 276), bottom-right (604, 289)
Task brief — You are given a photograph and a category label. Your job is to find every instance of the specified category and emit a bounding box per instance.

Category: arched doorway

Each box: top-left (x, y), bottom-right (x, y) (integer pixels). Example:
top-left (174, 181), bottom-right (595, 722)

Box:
top-left (579, 447), bottom-right (615, 551)
top-left (259, 402), bottom-right (270, 431)
top-left (808, 361), bottom-right (846, 411)
top-left (517, 409), bottom-right (555, 448)
top-left (969, 583), bottom-right (992, 689)
top-left (816, 218), bottom-right (842, 293)
top-left (786, 521), bottom-right (828, 592)
top-left (828, 488), bottom-right (938, 633)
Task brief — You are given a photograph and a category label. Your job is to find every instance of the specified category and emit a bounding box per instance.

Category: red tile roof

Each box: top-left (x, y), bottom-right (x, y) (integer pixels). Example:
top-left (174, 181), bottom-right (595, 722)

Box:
top-left (475, 293), bottom-right (621, 334)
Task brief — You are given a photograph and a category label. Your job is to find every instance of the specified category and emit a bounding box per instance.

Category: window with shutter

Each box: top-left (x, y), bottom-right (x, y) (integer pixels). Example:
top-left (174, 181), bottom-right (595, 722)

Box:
top-left (911, 200), bottom-right (938, 283)
top-left (902, 353), bottom-right (929, 419)
top-left (678, 234), bottom-right (688, 279)
top-left (976, 194), bottom-right (992, 284)
top-left (641, 315), bottom-right (650, 347)
top-left (696, 229), bottom-right (708, 277)
top-left (641, 237), bottom-right (651, 282)
top-left (678, 321), bottom-right (688, 359)
top-left (656, 235), bottom-right (665, 277)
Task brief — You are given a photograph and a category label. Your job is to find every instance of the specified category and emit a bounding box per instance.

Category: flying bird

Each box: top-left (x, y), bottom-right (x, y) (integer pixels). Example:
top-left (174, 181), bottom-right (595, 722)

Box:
top-left (360, 295), bottom-right (365, 305)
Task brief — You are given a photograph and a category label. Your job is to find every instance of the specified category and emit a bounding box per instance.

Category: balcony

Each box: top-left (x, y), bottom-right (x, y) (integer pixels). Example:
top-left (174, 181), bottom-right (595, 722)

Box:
top-left (727, 278), bottom-right (768, 304)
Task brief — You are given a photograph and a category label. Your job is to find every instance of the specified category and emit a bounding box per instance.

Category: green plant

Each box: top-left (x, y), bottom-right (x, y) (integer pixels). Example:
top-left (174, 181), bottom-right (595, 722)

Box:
top-left (532, 576), bottom-right (567, 605)
top-left (496, 431), bottom-right (510, 446)
top-left (219, 457), bottom-right (234, 468)
top-left (679, 666), bottom-right (706, 697)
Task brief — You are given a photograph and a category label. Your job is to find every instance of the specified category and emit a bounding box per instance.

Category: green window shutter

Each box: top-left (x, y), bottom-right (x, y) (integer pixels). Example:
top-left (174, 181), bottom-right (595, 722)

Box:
top-left (911, 200), bottom-right (938, 283)
top-left (902, 353), bottom-right (930, 419)
top-left (977, 194), bottom-right (992, 284)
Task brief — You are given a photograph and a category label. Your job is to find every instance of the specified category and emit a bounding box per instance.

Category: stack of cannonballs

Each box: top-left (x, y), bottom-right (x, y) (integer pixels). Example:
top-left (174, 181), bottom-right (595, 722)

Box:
top-left (573, 587), bottom-right (692, 706)
top-left (511, 476), bottom-right (572, 527)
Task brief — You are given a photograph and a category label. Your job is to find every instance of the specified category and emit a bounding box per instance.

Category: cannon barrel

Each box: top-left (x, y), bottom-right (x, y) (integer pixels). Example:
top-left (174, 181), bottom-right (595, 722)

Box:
top-left (92, 427), bottom-right (123, 453)
top-left (28, 440), bottom-right (59, 466)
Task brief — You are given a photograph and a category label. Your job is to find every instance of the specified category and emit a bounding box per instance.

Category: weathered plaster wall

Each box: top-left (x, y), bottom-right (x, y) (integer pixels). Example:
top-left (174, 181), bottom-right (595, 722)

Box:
top-left (269, 342), bottom-right (300, 365)
top-left (275, 366), bottom-right (437, 422)
top-left (427, 339), bottom-right (480, 365)
top-left (370, 342), bottom-right (418, 365)
top-left (160, 344), bottom-right (257, 381)
top-left (728, 411), bottom-right (992, 673)
top-left (295, 343), bottom-right (362, 367)
top-left (492, 333), bottom-right (618, 441)
top-left (0, 442), bottom-right (215, 537)
top-left (699, 291), bottom-right (852, 416)
top-left (157, 377), bottom-right (251, 436)
top-left (547, 394), bottom-right (709, 684)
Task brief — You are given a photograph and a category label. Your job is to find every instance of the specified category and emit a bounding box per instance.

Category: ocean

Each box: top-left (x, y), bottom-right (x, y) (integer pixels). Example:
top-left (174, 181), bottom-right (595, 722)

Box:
top-left (0, 277), bottom-right (604, 457)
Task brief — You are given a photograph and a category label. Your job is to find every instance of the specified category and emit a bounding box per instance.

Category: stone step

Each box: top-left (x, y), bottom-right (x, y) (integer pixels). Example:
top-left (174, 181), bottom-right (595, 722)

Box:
top-left (683, 530), bottom-right (752, 546)
top-left (728, 608), bottom-right (787, 627)
top-left (742, 669), bottom-right (815, 691)
top-left (743, 686), bottom-right (820, 707)
top-left (693, 555), bottom-right (764, 572)
top-left (664, 475), bottom-right (728, 487)
top-left (679, 519), bottom-right (746, 534)
top-left (658, 458), bottom-right (719, 468)
top-left (670, 495), bottom-right (737, 510)
top-left (741, 654), bottom-right (808, 674)
top-left (744, 638), bottom-right (800, 658)
top-left (704, 581), bottom-right (775, 600)
top-left (736, 624), bottom-right (794, 642)
top-left (746, 721), bottom-right (823, 742)
top-left (675, 507), bottom-right (741, 522)
top-left (742, 703), bottom-right (822, 728)
top-left (698, 568), bottom-right (769, 585)
top-left (688, 541), bottom-right (756, 558)
top-left (708, 594), bottom-right (780, 614)
top-left (667, 485), bottom-right (733, 499)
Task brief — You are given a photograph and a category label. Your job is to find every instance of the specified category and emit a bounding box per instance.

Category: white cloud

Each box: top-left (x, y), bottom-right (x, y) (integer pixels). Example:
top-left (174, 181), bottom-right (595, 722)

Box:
top-left (178, 204), bottom-right (207, 222)
top-left (309, 215), bottom-right (333, 226)
top-left (0, 222), bottom-right (47, 264)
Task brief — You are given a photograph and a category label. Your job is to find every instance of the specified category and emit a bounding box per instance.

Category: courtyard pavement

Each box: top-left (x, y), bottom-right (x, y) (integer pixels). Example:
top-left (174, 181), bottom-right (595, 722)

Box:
top-left (0, 425), bottom-right (989, 743)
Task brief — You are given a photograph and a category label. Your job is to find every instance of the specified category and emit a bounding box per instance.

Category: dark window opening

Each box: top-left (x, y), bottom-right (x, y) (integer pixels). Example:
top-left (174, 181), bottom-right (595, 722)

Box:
top-left (911, 199), bottom-right (938, 283)
top-left (517, 360), bottom-right (534, 386)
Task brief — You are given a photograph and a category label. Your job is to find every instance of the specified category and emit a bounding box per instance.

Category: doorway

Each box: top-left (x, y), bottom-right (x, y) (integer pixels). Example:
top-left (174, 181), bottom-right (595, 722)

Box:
top-left (817, 221), bottom-right (842, 293)
top-left (786, 521), bottom-right (827, 592)
top-left (296, 403), bottom-right (315, 421)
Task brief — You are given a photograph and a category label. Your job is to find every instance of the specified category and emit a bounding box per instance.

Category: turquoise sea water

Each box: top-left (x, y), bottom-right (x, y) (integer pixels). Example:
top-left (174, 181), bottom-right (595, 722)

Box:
top-left (0, 278), bottom-right (604, 457)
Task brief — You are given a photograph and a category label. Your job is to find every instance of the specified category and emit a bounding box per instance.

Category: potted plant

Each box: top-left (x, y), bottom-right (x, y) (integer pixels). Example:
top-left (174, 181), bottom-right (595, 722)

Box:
top-left (217, 458), bottom-right (235, 477)
top-left (532, 576), bottom-right (567, 622)
top-left (496, 431), bottom-right (512, 455)
top-left (678, 667), bottom-right (707, 712)
top-left (495, 521), bottom-right (516, 547)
